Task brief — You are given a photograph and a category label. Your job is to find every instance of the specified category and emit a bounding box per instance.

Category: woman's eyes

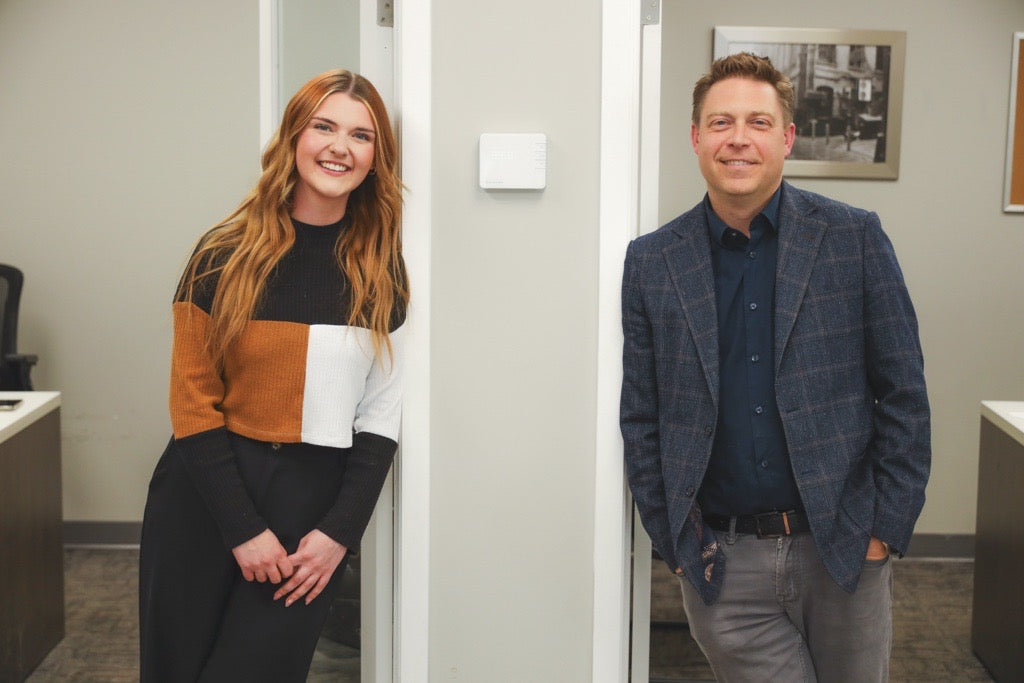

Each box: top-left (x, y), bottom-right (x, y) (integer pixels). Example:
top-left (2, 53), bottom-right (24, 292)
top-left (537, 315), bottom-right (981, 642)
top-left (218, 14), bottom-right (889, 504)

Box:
top-left (311, 123), bottom-right (373, 142)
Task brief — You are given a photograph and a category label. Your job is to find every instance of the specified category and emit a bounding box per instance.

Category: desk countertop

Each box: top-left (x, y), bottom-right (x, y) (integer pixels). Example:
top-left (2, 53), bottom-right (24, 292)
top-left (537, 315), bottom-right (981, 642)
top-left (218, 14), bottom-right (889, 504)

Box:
top-left (981, 401), bottom-right (1024, 449)
top-left (0, 391), bottom-right (61, 444)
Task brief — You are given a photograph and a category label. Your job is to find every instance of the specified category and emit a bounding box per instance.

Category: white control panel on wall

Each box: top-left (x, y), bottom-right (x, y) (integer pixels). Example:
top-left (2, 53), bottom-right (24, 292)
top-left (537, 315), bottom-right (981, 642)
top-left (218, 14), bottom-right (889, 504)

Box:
top-left (478, 133), bottom-right (547, 190)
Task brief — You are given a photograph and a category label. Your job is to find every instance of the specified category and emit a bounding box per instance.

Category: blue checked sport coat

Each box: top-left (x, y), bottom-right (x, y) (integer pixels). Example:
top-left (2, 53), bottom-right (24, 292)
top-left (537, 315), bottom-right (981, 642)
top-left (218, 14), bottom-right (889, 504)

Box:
top-left (620, 182), bottom-right (930, 605)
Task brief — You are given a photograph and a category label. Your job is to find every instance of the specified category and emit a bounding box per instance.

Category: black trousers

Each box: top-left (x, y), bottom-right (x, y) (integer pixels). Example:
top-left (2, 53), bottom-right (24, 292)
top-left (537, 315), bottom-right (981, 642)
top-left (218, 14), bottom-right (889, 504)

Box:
top-left (139, 434), bottom-right (351, 683)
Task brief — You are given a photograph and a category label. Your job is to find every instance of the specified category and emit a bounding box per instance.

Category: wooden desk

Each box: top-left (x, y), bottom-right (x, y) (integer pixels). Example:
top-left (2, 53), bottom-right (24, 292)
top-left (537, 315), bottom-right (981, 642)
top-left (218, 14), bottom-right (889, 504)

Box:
top-left (972, 401), bottom-right (1024, 683)
top-left (0, 391), bottom-right (63, 682)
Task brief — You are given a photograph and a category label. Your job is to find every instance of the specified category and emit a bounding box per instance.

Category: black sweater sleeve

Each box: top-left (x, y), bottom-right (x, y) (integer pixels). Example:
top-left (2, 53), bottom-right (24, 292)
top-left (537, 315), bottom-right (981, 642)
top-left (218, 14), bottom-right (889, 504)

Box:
top-left (174, 427), bottom-right (269, 550)
top-left (315, 432), bottom-right (397, 552)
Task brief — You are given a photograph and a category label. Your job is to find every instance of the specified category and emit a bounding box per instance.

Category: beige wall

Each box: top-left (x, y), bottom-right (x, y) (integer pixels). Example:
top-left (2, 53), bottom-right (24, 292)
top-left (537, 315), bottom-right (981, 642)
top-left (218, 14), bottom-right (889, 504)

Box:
top-left (0, 0), bottom-right (259, 522)
top-left (661, 0), bottom-right (1024, 536)
top-left (428, 0), bottom-right (602, 678)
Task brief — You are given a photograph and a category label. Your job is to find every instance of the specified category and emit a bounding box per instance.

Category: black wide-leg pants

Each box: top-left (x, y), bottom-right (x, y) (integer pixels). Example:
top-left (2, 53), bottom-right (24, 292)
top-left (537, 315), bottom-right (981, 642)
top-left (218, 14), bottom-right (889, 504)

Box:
top-left (139, 434), bottom-right (351, 683)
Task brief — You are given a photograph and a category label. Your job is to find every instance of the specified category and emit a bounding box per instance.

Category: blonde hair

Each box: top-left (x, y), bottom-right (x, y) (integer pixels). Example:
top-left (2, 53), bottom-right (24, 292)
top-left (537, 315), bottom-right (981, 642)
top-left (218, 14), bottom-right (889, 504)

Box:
top-left (178, 69), bottom-right (407, 364)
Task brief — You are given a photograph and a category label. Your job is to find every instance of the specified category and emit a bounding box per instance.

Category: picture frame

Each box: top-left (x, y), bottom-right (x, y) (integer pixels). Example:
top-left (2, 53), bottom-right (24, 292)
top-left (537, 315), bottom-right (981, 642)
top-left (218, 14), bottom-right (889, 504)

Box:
top-left (713, 26), bottom-right (906, 180)
top-left (1003, 32), bottom-right (1024, 213)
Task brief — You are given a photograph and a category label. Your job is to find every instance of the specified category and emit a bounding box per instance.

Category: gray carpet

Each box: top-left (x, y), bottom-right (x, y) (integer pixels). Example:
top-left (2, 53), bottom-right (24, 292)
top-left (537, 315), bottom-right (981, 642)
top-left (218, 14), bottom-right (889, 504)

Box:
top-left (25, 549), bottom-right (992, 682)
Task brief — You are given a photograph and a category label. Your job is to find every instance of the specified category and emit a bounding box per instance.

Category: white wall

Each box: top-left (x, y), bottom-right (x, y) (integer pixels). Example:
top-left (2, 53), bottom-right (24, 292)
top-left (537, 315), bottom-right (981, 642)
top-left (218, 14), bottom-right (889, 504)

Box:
top-left (427, 0), bottom-right (602, 678)
top-left (660, 0), bottom-right (1024, 536)
top-left (0, 0), bottom-right (259, 522)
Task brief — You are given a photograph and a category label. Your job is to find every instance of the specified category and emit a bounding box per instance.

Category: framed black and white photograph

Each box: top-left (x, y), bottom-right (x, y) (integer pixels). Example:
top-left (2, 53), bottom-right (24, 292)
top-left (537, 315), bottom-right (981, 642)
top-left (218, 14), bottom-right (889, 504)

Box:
top-left (1003, 32), bottom-right (1024, 212)
top-left (714, 26), bottom-right (906, 180)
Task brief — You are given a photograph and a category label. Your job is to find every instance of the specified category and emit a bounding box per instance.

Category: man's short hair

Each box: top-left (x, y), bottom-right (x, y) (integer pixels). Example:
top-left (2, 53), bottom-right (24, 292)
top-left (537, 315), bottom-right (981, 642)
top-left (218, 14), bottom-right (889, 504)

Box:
top-left (691, 53), bottom-right (795, 126)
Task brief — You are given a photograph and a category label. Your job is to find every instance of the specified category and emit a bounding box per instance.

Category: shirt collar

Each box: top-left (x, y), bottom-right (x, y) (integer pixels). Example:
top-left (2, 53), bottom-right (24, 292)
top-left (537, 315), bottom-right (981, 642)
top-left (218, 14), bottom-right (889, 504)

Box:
top-left (705, 184), bottom-right (783, 249)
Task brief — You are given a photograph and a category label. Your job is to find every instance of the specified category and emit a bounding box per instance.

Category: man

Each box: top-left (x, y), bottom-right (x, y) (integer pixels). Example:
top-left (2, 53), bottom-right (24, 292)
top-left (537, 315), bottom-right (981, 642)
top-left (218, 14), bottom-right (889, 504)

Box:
top-left (620, 53), bottom-right (929, 681)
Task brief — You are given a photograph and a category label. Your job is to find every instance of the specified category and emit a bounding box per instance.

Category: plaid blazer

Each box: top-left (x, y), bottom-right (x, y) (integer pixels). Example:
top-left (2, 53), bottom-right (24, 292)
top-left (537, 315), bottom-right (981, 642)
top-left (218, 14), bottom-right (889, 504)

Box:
top-left (620, 182), bottom-right (930, 604)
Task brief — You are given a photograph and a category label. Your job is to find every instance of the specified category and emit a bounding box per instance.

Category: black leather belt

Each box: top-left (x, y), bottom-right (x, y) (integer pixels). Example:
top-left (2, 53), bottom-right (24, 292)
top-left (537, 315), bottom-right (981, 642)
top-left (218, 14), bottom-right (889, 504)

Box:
top-left (705, 510), bottom-right (809, 538)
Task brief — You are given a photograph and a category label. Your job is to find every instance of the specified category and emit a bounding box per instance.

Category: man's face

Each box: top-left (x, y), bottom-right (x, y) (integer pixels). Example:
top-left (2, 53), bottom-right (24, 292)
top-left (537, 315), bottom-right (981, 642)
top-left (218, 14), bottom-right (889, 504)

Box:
top-left (691, 77), bottom-right (795, 211)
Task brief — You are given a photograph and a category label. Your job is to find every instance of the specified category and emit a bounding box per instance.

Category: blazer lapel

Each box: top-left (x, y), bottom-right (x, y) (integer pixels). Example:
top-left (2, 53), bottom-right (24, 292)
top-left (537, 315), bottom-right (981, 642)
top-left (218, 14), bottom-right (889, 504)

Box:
top-left (774, 183), bottom-right (827, 369)
top-left (664, 211), bottom-right (719, 405)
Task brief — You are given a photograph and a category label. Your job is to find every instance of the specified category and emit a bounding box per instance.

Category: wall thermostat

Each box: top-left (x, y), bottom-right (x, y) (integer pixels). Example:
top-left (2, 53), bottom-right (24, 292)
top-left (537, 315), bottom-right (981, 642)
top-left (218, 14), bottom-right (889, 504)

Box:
top-left (478, 133), bottom-right (547, 190)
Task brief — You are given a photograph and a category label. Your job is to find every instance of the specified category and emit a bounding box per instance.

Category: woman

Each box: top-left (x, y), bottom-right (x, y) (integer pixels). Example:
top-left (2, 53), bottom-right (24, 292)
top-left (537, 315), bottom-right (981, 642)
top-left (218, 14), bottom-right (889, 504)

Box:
top-left (139, 69), bottom-right (407, 682)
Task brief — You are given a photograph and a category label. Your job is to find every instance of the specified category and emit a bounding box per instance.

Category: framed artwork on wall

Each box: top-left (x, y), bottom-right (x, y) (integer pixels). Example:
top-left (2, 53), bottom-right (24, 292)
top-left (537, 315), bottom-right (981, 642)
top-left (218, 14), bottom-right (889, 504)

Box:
top-left (1003, 32), bottom-right (1024, 213)
top-left (713, 26), bottom-right (906, 180)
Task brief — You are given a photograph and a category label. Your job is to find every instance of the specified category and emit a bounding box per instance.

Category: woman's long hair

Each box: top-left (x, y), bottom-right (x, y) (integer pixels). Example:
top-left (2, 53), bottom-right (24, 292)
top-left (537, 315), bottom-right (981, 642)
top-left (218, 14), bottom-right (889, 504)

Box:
top-left (177, 69), bottom-right (407, 365)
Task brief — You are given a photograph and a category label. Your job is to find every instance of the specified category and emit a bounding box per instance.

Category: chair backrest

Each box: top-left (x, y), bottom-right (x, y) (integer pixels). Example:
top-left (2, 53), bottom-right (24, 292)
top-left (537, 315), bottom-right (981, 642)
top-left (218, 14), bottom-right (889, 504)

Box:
top-left (0, 264), bottom-right (26, 386)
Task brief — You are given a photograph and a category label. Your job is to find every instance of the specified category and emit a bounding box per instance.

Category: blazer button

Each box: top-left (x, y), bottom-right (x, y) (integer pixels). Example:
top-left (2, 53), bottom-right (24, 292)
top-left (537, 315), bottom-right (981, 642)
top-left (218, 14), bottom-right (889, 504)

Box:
top-left (685, 486), bottom-right (695, 497)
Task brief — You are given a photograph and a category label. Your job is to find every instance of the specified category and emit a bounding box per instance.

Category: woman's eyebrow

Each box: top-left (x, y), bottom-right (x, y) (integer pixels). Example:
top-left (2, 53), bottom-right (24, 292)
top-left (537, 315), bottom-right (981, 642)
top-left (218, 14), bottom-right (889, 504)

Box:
top-left (311, 116), bottom-right (375, 134)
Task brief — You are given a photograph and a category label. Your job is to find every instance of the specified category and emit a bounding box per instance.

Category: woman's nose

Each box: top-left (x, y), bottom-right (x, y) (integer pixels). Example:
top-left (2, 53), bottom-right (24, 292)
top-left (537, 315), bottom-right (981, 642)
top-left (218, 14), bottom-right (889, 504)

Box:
top-left (329, 137), bottom-right (350, 155)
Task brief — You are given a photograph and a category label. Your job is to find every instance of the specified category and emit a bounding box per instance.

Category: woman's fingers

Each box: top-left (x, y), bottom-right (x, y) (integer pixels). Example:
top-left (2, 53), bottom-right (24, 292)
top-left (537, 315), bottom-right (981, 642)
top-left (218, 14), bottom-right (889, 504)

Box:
top-left (303, 574), bottom-right (332, 605)
top-left (273, 571), bottom-right (306, 601)
top-left (272, 568), bottom-right (318, 606)
top-left (244, 530), bottom-right (348, 603)
top-left (231, 529), bottom-right (292, 583)
top-left (285, 574), bottom-right (320, 607)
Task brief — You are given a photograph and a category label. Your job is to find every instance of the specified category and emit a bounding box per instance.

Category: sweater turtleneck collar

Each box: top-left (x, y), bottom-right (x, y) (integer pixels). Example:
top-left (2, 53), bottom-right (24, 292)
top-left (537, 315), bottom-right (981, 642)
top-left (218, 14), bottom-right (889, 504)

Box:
top-left (291, 215), bottom-right (347, 240)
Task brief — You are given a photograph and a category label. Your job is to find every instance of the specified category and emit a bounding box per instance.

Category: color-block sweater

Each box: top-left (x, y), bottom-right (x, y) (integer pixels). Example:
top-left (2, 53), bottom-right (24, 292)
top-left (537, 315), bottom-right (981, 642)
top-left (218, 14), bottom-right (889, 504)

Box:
top-left (169, 218), bottom-right (404, 551)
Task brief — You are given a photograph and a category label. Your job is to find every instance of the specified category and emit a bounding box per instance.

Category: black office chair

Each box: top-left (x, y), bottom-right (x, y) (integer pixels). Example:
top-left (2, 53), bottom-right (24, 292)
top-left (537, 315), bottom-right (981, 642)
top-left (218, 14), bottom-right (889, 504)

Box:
top-left (0, 264), bottom-right (38, 390)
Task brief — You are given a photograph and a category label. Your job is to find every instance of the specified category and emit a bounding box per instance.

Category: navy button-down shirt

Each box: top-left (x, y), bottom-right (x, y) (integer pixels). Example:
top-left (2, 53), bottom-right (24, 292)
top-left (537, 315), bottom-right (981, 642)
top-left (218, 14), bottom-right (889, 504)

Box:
top-left (698, 186), bottom-right (803, 517)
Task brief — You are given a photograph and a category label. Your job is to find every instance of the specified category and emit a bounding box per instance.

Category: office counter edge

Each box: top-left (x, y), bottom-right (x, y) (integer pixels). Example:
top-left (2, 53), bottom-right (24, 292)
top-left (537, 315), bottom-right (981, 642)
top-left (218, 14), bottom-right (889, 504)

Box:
top-left (0, 390), bottom-right (61, 444)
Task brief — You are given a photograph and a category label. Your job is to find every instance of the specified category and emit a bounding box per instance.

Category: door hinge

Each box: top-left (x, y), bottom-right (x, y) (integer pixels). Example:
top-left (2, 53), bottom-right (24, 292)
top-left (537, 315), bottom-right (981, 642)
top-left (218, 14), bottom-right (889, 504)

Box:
top-left (378, 0), bottom-right (394, 27)
top-left (640, 0), bottom-right (660, 26)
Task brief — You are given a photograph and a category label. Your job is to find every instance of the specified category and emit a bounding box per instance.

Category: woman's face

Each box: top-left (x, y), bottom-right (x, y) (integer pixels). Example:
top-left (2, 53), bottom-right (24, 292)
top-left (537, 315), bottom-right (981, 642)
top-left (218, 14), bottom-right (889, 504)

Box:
top-left (291, 92), bottom-right (376, 224)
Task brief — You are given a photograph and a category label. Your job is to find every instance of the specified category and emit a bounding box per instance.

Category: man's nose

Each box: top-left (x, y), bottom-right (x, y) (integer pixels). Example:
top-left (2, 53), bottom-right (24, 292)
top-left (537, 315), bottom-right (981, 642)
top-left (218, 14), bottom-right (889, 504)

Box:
top-left (728, 124), bottom-right (750, 145)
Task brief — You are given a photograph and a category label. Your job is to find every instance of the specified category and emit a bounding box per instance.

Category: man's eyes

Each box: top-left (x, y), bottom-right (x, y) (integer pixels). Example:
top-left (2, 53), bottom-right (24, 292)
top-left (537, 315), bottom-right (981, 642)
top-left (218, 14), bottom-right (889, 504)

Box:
top-left (708, 118), bottom-right (772, 129)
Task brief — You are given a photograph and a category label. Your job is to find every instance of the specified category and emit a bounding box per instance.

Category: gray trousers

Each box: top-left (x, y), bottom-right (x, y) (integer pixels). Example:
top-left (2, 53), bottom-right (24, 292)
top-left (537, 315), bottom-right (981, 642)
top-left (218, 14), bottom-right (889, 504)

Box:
top-left (679, 531), bottom-right (892, 683)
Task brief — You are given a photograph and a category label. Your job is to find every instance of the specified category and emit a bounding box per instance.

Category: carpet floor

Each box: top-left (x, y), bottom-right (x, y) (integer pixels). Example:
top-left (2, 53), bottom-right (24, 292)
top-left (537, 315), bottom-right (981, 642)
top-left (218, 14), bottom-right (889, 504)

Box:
top-left (24, 549), bottom-right (992, 682)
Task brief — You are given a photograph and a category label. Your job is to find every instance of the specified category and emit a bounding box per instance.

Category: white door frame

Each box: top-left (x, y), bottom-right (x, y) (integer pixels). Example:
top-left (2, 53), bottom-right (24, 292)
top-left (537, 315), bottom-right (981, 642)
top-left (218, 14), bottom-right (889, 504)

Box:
top-left (593, 0), bottom-right (662, 680)
top-left (393, 0), bottom-right (432, 680)
top-left (632, 11), bottom-right (664, 683)
top-left (258, 0), bottom-right (279, 149)
top-left (357, 3), bottom-right (402, 681)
